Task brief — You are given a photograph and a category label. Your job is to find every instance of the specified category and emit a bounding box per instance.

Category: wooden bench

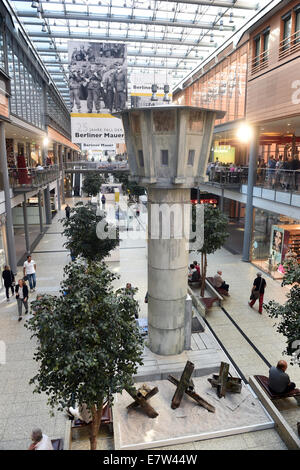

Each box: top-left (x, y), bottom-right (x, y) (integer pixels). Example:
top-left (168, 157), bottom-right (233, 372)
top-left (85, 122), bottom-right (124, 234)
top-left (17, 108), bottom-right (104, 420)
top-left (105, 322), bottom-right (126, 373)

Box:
top-left (199, 297), bottom-right (219, 314)
top-left (188, 275), bottom-right (202, 288)
top-left (71, 402), bottom-right (113, 433)
top-left (207, 277), bottom-right (229, 297)
top-left (254, 375), bottom-right (300, 406)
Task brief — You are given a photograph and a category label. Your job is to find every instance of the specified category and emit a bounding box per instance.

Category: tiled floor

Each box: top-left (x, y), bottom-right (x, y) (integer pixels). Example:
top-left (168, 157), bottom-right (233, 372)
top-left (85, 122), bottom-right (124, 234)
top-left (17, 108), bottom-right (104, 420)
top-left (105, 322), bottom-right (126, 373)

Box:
top-left (191, 248), bottom-right (300, 434)
top-left (0, 211), bottom-right (70, 450)
top-left (0, 197), bottom-right (296, 450)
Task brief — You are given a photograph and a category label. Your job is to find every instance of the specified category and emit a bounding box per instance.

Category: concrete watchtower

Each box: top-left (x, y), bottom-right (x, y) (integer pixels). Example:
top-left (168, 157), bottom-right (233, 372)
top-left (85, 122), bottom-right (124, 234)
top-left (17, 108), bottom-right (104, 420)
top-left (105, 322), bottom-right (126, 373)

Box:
top-left (118, 106), bottom-right (225, 355)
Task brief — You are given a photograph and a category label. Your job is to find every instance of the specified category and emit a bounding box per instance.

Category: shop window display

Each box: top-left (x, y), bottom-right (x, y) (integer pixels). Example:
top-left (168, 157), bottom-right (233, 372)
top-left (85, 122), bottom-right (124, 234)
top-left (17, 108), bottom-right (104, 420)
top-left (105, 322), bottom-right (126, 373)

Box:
top-left (251, 208), bottom-right (300, 279)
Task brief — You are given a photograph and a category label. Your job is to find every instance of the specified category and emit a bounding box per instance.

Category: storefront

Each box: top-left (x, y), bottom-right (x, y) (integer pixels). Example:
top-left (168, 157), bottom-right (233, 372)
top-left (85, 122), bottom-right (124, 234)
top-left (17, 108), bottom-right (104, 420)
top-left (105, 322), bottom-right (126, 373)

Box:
top-left (251, 207), bottom-right (300, 279)
top-left (210, 128), bottom-right (248, 166)
top-left (0, 214), bottom-right (8, 290)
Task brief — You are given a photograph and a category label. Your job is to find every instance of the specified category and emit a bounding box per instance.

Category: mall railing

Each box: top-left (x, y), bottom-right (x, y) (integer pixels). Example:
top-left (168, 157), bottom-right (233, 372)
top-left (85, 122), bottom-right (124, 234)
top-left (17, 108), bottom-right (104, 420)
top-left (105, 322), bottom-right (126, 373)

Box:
top-left (207, 166), bottom-right (248, 185)
top-left (206, 166), bottom-right (300, 194)
top-left (255, 167), bottom-right (300, 193)
top-left (8, 165), bottom-right (60, 191)
top-left (64, 161), bottom-right (129, 171)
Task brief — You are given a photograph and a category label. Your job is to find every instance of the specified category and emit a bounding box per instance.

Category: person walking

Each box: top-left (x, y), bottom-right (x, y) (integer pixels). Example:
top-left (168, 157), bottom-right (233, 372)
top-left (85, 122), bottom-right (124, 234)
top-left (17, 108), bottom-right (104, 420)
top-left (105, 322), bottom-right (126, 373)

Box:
top-left (65, 204), bottom-right (71, 219)
top-left (249, 272), bottom-right (266, 314)
top-left (15, 279), bottom-right (29, 321)
top-left (101, 194), bottom-right (106, 209)
top-left (2, 265), bottom-right (15, 301)
top-left (28, 428), bottom-right (53, 450)
top-left (23, 255), bottom-right (37, 292)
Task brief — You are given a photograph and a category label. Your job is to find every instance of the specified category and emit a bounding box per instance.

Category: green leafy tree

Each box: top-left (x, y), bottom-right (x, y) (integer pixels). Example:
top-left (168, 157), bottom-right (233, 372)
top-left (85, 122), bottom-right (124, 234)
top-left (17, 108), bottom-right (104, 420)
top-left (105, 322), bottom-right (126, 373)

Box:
top-left (82, 172), bottom-right (105, 197)
top-left (112, 171), bottom-right (145, 198)
top-left (193, 204), bottom-right (229, 296)
top-left (264, 259), bottom-right (300, 363)
top-left (26, 260), bottom-right (144, 450)
top-left (61, 202), bottom-right (118, 264)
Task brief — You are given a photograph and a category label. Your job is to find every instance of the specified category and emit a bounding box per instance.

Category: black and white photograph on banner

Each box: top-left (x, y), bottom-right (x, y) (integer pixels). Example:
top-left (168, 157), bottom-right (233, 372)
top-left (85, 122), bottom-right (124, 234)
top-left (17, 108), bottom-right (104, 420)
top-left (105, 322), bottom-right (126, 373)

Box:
top-left (130, 69), bottom-right (173, 108)
top-left (68, 41), bottom-right (127, 114)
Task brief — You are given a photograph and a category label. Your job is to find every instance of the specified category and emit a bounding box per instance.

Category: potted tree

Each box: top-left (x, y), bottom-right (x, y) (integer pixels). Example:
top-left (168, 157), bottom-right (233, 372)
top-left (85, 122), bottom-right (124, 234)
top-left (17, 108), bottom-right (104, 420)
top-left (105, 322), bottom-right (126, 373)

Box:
top-left (192, 204), bottom-right (229, 297)
top-left (26, 260), bottom-right (144, 450)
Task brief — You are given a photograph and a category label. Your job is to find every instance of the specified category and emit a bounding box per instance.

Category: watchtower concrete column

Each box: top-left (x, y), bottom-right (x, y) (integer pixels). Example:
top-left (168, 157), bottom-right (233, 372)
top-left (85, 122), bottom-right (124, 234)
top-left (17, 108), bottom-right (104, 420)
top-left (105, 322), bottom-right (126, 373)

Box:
top-left (148, 188), bottom-right (190, 355)
top-left (118, 106), bottom-right (225, 355)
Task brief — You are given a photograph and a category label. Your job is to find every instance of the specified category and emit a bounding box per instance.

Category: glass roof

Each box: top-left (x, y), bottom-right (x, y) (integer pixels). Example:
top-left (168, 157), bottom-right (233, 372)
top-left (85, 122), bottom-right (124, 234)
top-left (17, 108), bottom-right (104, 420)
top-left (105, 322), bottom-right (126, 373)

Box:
top-left (10, 0), bottom-right (269, 108)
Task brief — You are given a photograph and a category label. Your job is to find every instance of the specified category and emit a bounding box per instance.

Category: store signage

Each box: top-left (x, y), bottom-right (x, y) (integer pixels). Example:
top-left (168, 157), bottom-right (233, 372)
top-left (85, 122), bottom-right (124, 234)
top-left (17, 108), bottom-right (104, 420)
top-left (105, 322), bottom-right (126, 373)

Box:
top-left (130, 70), bottom-right (173, 107)
top-left (68, 41), bottom-right (127, 147)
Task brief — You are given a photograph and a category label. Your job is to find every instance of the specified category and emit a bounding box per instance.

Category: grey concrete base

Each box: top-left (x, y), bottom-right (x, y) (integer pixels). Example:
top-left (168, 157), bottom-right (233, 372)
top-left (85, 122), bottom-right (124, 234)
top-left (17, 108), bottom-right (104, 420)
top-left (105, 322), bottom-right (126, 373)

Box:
top-left (188, 286), bottom-right (206, 317)
top-left (249, 376), bottom-right (300, 450)
top-left (184, 294), bottom-right (192, 350)
top-left (135, 348), bottom-right (221, 382)
top-left (113, 376), bottom-right (274, 450)
top-left (135, 313), bottom-right (224, 382)
top-left (63, 420), bottom-right (72, 450)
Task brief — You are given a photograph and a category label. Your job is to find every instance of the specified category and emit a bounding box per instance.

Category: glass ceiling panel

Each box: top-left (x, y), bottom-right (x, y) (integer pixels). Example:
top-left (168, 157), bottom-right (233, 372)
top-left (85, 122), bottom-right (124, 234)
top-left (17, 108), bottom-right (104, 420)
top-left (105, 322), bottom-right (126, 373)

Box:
top-left (10, 0), bottom-right (271, 107)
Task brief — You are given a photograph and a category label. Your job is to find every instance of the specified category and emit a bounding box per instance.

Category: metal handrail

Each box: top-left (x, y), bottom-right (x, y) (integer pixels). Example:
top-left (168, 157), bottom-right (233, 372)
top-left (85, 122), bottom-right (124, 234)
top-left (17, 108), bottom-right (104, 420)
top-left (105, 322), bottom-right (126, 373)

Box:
top-left (250, 49), bottom-right (269, 75)
top-left (206, 165), bottom-right (300, 193)
top-left (279, 30), bottom-right (300, 59)
top-left (8, 165), bottom-right (59, 188)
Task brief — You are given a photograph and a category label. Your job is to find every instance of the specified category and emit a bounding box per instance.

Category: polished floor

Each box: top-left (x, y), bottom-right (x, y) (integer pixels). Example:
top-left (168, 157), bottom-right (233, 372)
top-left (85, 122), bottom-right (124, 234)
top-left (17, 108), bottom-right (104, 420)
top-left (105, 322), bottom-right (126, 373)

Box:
top-left (0, 197), bottom-right (298, 450)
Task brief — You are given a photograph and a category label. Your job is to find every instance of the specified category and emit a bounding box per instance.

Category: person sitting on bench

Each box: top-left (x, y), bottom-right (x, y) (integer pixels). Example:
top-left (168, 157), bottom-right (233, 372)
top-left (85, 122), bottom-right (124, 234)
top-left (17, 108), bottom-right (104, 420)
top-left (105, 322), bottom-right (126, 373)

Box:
top-left (188, 263), bottom-right (200, 282)
top-left (213, 270), bottom-right (229, 292)
top-left (268, 360), bottom-right (296, 395)
top-left (193, 261), bottom-right (201, 278)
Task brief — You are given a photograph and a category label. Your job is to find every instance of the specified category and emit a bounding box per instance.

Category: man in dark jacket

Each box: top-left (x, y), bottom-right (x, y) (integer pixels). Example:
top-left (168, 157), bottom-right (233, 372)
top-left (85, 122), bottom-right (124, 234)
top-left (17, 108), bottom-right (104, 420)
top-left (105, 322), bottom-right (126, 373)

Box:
top-left (269, 360), bottom-right (296, 394)
top-left (65, 204), bottom-right (71, 219)
top-left (15, 279), bottom-right (29, 321)
top-left (2, 265), bottom-right (15, 301)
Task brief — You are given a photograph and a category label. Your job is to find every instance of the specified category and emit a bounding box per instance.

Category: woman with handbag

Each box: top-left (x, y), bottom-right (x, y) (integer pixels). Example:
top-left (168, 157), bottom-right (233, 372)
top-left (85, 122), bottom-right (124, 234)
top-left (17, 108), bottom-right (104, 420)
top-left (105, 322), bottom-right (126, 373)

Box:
top-left (2, 265), bottom-right (15, 302)
top-left (249, 272), bottom-right (266, 314)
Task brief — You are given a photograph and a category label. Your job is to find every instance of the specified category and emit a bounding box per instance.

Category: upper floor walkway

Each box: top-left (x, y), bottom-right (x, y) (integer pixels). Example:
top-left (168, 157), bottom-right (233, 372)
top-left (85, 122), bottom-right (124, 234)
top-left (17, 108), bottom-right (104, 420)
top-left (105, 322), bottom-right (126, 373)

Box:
top-left (202, 164), bottom-right (300, 219)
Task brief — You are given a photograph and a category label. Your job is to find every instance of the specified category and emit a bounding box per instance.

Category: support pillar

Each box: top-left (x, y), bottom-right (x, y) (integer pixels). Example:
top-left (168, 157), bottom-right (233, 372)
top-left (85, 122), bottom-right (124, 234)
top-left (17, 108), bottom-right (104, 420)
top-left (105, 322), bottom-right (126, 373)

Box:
top-left (38, 191), bottom-right (44, 234)
top-left (54, 142), bottom-right (61, 211)
top-left (242, 126), bottom-right (259, 262)
top-left (220, 188), bottom-right (224, 212)
top-left (0, 121), bottom-right (17, 273)
top-left (22, 194), bottom-right (30, 255)
top-left (57, 178), bottom-right (61, 211)
top-left (147, 188), bottom-right (190, 356)
top-left (59, 145), bottom-right (65, 205)
top-left (44, 185), bottom-right (52, 225)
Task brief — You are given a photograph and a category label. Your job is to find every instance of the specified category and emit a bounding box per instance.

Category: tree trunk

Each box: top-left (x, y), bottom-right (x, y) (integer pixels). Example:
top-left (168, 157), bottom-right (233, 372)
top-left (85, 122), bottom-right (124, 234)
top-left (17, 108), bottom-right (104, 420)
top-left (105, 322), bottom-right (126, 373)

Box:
top-left (89, 401), bottom-right (104, 450)
top-left (200, 252), bottom-right (206, 297)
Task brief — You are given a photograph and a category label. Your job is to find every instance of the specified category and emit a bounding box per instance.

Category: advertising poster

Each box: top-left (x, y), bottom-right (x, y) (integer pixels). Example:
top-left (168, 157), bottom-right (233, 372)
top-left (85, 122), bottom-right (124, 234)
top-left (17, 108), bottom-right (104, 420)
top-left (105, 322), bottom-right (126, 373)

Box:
top-left (270, 225), bottom-right (284, 264)
top-left (68, 41), bottom-right (127, 146)
top-left (130, 70), bottom-right (173, 107)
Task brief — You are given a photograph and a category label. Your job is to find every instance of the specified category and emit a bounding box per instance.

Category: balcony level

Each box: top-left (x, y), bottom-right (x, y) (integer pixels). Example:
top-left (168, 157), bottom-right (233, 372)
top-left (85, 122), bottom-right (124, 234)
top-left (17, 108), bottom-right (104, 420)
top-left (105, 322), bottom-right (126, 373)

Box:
top-left (8, 165), bottom-right (60, 193)
top-left (201, 166), bottom-right (300, 219)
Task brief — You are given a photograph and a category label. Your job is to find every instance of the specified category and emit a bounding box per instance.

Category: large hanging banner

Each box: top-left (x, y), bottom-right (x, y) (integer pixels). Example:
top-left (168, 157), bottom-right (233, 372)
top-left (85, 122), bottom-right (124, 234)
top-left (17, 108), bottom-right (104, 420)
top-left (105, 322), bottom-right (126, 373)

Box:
top-left (130, 70), bottom-right (173, 107)
top-left (68, 41), bottom-right (127, 145)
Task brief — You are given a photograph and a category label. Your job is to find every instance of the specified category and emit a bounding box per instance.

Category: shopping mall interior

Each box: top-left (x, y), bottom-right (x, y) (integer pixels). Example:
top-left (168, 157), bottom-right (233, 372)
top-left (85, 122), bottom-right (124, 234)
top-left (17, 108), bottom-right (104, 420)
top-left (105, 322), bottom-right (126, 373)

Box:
top-left (0, 0), bottom-right (300, 455)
